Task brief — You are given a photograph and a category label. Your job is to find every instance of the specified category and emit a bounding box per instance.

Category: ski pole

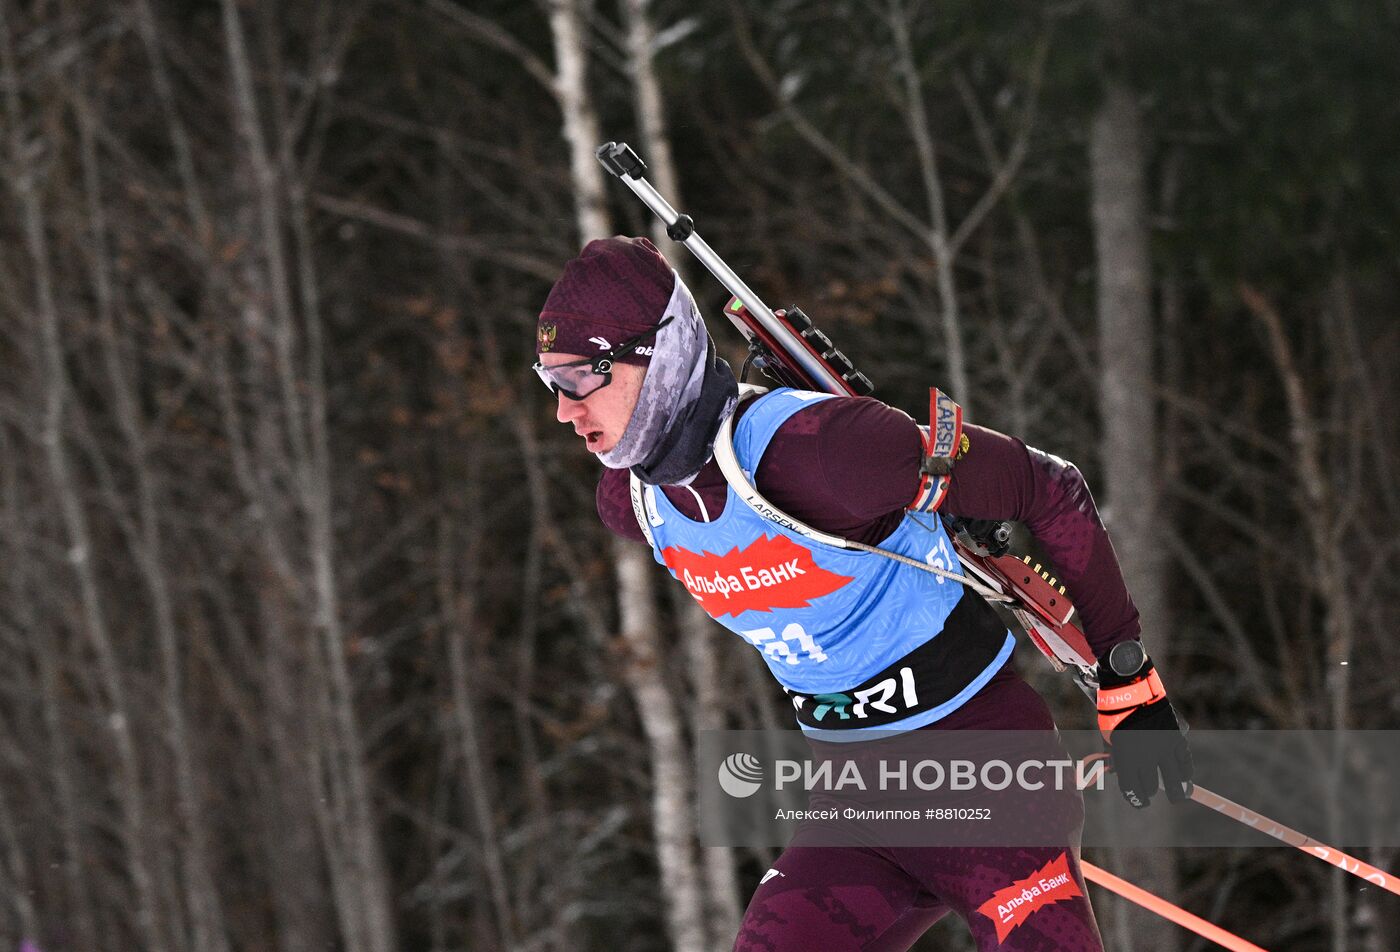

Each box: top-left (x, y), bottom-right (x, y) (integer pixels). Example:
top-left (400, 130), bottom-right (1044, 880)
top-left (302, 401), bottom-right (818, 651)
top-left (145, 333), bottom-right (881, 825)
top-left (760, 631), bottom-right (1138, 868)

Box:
top-left (1188, 785), bottom-right (1400, 898)
top-left (1079, 758), bottom-right (1400, 898)
top-left (1080, 861), bottom-right (1269, 952)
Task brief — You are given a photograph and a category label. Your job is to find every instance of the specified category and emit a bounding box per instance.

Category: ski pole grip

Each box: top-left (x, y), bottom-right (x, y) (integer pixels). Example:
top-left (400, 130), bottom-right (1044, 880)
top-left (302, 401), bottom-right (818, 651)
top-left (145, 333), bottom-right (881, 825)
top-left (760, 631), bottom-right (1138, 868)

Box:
top-left (596, 141), bottom-right (647, 179)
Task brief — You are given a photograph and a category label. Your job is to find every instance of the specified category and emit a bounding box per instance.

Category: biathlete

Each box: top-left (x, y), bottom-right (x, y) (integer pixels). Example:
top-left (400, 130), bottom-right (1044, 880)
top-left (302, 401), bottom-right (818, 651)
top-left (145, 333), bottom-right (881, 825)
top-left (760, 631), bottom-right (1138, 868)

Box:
top-left (532, 236), bottom-right (1193, 951)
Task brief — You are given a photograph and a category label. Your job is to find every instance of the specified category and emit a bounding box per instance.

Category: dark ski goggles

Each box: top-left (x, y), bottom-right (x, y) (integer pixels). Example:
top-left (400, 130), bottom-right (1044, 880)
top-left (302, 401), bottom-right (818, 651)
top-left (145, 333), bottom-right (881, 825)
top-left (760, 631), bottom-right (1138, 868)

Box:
top-left (533, 315), bottom-right (673, 400)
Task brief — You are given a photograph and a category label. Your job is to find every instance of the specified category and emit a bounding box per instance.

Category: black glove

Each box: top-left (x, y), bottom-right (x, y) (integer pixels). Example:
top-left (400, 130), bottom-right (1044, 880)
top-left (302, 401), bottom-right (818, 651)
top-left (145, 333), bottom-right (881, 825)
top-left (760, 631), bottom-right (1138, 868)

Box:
top-left (1097, 645), bottom-right (1193, 809)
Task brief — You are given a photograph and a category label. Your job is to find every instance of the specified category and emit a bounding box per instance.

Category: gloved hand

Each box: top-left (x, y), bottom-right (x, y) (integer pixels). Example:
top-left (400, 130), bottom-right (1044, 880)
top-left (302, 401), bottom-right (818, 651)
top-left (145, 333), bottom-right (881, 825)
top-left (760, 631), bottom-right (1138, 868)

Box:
top-left (1096, 642), bottom-right (1193, 808)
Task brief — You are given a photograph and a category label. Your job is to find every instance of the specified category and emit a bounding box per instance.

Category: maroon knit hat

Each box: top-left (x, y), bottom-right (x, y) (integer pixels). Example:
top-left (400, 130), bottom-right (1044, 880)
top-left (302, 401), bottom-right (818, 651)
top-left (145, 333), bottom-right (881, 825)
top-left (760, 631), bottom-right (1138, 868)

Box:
top-left (535, 236), bottom-right (676, 366)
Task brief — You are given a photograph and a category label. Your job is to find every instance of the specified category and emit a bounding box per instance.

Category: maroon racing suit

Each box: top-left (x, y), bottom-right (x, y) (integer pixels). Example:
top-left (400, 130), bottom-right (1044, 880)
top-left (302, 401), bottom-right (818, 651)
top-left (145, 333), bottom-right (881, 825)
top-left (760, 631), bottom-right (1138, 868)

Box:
top-left (598, 395), bottom-right (1129, 951)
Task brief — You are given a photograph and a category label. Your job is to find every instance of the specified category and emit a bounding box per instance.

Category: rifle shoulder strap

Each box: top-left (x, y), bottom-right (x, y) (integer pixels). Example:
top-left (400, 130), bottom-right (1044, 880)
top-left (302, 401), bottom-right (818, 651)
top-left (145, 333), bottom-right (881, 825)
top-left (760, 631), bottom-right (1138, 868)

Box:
top-left (710, 386), bottom-right (854, 551)
top-left (708, 388), bottom-right (1006, 598)
top-left (626, 386), bottom-right (1003, 598)
top-left (627, 473), bottom-right (657, 549)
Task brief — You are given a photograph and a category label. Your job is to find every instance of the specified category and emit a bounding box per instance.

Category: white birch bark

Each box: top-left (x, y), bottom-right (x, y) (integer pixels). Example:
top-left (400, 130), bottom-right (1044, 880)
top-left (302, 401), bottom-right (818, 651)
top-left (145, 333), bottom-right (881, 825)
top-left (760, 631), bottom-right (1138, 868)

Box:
top-left (613, 546), bottom-right (709, 952)
top-left (620, 0), bottom-right (683, 227)
top-left (678, 600), bottom-right (744, 938)
top-left (548, 2), bottom-right (707, 948)
top-left (620, 0), bottom-right (742, 938)
top-left (548, 0), bottom-right (610, 243)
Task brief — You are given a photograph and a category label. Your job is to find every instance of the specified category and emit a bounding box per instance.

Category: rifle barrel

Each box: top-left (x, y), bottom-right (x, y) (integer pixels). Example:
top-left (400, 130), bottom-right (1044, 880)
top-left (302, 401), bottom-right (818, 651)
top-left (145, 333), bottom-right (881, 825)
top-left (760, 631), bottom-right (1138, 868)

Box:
top-left (598, 143), bottom-right (849, 394)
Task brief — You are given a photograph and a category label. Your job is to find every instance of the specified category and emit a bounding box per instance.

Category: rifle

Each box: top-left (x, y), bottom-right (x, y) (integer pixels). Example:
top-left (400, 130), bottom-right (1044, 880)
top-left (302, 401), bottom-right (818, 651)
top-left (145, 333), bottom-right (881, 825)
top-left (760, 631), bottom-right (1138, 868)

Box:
top-left (595, 145), bottom-right (1400, 932)
top-left (596, 141), bottom-right (1099, 694)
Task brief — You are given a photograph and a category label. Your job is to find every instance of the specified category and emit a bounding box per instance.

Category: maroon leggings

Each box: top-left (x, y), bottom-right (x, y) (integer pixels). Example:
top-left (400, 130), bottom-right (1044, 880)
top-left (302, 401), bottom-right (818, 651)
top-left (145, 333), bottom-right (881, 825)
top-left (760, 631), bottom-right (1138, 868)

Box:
top-left (732, 666), bottom-right (1104, 951)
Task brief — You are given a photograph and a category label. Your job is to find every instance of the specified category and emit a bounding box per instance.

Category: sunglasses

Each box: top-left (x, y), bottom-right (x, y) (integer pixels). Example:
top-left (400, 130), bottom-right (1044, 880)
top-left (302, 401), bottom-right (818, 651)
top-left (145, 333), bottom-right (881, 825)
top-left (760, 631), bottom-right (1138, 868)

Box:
top-left (533, 315), bottom-right (674, 400)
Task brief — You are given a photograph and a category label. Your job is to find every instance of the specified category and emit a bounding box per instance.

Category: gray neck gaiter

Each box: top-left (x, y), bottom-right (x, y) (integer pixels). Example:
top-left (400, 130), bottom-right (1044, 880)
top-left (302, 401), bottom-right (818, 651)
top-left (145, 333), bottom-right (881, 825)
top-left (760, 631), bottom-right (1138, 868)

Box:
top-left (598, 272), bottom-right (737, 485)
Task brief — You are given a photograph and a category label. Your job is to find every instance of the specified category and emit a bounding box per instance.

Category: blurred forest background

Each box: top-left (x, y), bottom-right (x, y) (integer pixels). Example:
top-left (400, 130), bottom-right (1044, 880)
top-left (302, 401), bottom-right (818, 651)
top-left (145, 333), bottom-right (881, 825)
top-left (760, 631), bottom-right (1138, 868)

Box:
top-left (0, 0), bottom-right (1397, 950)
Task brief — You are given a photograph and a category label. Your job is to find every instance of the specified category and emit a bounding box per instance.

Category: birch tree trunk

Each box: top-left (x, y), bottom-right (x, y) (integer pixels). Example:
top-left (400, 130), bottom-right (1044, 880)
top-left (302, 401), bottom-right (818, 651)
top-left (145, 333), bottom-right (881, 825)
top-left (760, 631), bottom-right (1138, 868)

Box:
top-left (548, 2), bottom-right (707, 948)
top-left (678, 598), bottom-right (744, 938)
top-left (1088, 13), bottom-right (1177, 946)
top-left (621, 0), bottom-right (682, 218)
top-left (1091, 41), bottom-right (1169, 660)
top-left (620, 0), bottom-right (743, 938)
top-left (613, 548), bottom-right (709, 952)
top-left (548, 0), bottom-right (610, 243)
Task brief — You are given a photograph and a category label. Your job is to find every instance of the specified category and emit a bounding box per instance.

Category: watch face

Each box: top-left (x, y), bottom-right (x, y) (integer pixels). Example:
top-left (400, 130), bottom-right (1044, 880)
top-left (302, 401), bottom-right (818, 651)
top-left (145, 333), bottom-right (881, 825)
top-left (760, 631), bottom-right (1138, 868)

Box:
top-left (1110, 641), bottom-right (1146, 677)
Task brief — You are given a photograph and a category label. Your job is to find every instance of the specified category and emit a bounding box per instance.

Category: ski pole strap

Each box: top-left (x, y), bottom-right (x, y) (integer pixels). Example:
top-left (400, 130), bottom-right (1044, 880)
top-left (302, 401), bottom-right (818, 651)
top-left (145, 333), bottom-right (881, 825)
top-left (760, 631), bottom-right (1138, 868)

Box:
top-left (910, 389), bottom-right (966, 513)
top-left (1096, 669), bottom-right (1167, 738)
